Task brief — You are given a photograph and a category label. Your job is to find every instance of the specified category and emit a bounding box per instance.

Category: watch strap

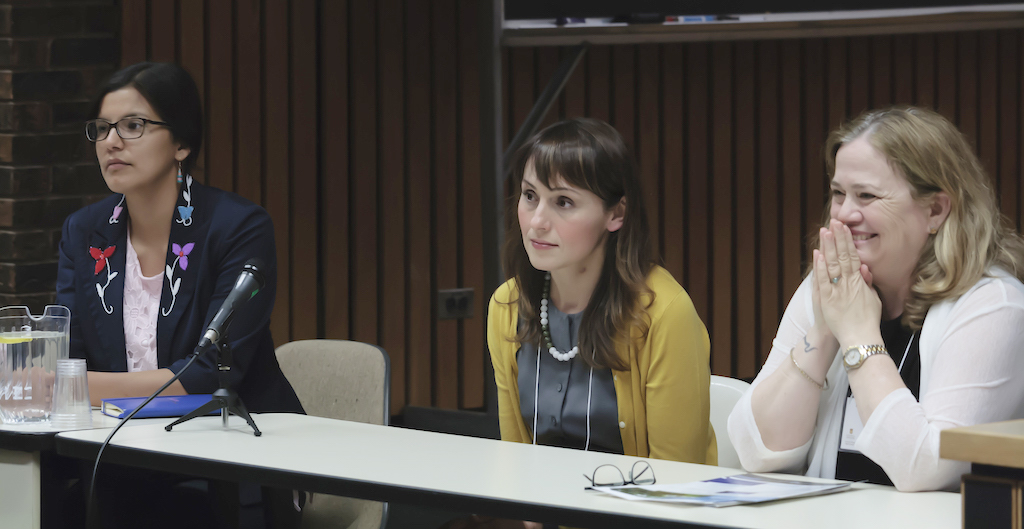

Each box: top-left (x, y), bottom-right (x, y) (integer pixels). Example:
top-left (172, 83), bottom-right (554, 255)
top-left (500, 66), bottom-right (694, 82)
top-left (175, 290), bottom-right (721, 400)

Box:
top-left (844, 344), bottom-right (889, 370)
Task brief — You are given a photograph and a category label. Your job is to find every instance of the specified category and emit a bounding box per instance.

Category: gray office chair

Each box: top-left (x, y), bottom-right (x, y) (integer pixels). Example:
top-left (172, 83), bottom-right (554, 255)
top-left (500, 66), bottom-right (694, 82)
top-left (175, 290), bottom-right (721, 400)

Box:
top-left (275, 339), bottom-right (391, 529)
top-left (709, 375), bottom-right (751, 469)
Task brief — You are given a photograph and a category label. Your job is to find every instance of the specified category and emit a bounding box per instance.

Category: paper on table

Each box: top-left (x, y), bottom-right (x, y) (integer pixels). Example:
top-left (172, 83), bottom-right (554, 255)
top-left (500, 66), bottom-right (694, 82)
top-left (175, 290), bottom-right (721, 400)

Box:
top-left (590, 473), bottom-right (851, 508)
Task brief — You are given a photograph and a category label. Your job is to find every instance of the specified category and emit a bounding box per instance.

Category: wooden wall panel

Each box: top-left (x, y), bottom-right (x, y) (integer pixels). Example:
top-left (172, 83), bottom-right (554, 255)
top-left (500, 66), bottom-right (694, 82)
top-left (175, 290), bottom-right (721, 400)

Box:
top-left (205, 0), bottom-right (233, 192)
top-left (1000, 31), bottom-right (1020, 226)
top-left (262, 0), bottom-right (290, 353)
top-left (235, 0), bottom-right (262, 204)
top-left (379, 0), bottom-right (407, 414)
top-left (803, 40), bottom-right (826, 276)
top-left (757, 41), bottom-right (781, 373)
top-left (780, 41), bottom-right (803, 302)
top-left (826, 40), bottom-right (847, 155)
top-left (661, 44), bottom-right (684, 282)
top-left (123, 2), bottom-right (1024, 410)
top-left (979, 33), bottom-right (999, 187)
top-left (685, 43), bottom-right (710, 325)
top-left (432, 0), bottom-right (460, 410)
top-left (458, 0), bottom-right (486, 410)
top-left (734, 41), bottom-right (756, 380)
top-left (710, 42), bottom-right (732, 375)
top-left (288, 0), bottom-right (318, 342)
top-left (179, 0), bottom-right (205, 178)
top-left (586, 47), bottom-right (610, 123)
top-left (937, 34), bottom-right (958, 121)
top-left (149, 0), bottom-right (176, 63)
top-left (612, 46), bottom-right (635, 157)
top-left (916, 35), bottom-right (936, 109)
top-left (349, 0), bottom-right (376, 346)
top-left (535, 47), bottom-right (560, 131)
top-left (404, 0), bottom-right (433, 409)
top-left (848, 37), bottom-right (870, 116)
top-left (1019, 32), bottom-right (1024, 230)
top-left (959, 33), bottom-right (980, 148)
top-left (893, 35), bottom-right (914, 105)
top-left (562, 46), bottom-right (586, 119)
top-left (509, 48), bottom-right (534, 146)
top-left (320, 0), bottom-right (350, 344)
top-left (121, 1), bottom-right (147, 66)
top-left (637, 44), bottom-right (660, 256)
top-left (871, 37), bottom-right (892, 108)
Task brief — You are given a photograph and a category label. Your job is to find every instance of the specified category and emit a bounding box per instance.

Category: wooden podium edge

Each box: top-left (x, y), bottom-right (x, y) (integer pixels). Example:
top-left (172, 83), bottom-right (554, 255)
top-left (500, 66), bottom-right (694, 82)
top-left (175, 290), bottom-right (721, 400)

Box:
top-left (941, 419), bottom-right (1024, 469)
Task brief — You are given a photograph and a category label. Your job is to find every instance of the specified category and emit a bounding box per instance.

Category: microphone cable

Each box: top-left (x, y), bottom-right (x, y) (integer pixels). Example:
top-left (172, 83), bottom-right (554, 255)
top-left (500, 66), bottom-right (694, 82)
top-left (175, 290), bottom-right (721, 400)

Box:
top-left (84, 353), bottom-right (200, 529)
top-left (84, 258), bottom-right (265, 527)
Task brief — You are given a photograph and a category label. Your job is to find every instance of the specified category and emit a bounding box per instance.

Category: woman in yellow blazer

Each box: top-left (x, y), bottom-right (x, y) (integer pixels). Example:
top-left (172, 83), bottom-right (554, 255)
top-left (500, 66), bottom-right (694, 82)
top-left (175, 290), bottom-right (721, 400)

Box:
top-left (488, 118), bottom-right (716, 467)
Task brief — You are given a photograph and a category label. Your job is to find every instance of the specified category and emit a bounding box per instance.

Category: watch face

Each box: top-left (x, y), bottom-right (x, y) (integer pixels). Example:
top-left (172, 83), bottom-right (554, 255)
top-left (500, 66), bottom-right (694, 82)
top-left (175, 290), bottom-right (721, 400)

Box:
top-left (844, 348), bottom-right (861, 367)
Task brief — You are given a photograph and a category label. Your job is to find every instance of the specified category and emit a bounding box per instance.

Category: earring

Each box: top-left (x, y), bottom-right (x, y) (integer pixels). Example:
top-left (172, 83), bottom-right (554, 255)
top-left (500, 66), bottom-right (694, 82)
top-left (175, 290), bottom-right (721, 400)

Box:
top-left (929, 226), bottom-right (938, 235)
top-left (176, 162), bottom-right (183, 184)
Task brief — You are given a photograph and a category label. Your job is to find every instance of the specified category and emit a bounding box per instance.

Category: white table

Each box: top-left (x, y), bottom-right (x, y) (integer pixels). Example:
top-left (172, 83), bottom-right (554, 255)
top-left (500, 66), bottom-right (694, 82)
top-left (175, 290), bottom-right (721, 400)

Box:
top-left (0, 411), bottom-right (132, 529)
top-left (56, 413), bottom-right (961, 528)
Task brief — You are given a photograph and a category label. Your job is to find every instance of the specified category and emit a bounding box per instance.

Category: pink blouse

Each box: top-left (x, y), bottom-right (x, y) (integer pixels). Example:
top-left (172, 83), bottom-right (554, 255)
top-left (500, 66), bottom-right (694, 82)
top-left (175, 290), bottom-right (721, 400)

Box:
top-left (123, 230), bottom-right (162, 372)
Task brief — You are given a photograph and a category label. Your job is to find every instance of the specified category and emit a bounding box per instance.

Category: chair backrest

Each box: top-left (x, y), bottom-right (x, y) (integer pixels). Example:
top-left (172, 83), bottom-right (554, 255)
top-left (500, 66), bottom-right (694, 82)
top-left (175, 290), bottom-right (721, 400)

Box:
top-left (709, 375), bottom-right (751, 469)
top-left (275, 340), bottom-right (391, 529)
top-left (275, 339), bottom-right (390, 426)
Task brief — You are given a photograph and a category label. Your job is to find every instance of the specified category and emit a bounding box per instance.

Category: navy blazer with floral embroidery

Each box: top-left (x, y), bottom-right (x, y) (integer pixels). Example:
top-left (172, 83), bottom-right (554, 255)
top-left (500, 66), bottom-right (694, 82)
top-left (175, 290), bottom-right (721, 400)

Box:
top-left (56, 177), bottom-right (303, 414)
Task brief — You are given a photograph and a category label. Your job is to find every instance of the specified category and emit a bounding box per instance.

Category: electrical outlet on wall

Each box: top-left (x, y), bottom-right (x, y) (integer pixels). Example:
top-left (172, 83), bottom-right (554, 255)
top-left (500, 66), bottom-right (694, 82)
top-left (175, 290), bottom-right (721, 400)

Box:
top-left (438, 288), bottom-right (474, 320)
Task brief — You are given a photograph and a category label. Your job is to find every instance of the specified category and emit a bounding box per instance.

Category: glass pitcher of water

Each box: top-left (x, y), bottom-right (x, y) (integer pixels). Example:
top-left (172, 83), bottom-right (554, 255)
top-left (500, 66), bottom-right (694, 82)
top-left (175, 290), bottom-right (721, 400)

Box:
top-left (0, 306), bottom-right (71, 423)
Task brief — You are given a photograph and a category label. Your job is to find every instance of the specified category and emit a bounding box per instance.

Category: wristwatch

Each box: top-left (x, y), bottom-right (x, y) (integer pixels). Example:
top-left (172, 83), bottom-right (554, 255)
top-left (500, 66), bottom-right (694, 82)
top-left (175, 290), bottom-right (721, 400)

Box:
top-left (842, 344), bottom-right (889, 370)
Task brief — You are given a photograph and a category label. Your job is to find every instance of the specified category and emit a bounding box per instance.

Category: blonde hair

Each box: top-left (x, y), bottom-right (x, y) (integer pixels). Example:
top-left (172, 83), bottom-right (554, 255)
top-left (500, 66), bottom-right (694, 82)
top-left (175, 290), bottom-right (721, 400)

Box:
top-left (822, 106), bottom-right (1024, 330)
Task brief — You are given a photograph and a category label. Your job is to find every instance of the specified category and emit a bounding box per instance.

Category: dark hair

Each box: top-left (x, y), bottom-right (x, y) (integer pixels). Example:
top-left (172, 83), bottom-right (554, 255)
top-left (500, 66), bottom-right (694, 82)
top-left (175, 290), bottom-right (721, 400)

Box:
top-left (90, 62), bottom-right (203, 177)
top-left (503, 118), bottom-right (656, 370)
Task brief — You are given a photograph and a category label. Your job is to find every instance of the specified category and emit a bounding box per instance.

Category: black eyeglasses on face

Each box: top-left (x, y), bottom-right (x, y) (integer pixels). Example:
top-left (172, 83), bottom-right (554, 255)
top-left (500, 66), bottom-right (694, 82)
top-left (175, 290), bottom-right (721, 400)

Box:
top-left (583, 461), bottom-right (656, 488)
top-left (85, 117), bottom-right (169, 142)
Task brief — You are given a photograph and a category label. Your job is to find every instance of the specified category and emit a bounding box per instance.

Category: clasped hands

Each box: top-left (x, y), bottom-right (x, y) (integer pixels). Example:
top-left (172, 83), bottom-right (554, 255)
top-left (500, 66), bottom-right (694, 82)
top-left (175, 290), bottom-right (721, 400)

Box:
top-left (811, 219), bottom-right (883, 350)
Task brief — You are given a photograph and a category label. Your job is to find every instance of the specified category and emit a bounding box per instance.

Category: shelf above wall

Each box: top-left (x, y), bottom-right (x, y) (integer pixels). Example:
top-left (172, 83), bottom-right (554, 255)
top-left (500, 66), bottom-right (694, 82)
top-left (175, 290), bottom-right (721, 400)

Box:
top-left (503, 5), bottom-right (1024, 46)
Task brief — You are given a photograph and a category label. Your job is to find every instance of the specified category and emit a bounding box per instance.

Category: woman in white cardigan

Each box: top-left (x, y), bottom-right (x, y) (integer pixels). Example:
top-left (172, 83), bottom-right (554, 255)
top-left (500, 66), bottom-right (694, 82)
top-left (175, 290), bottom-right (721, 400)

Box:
top-left (728, 107), bottom-right (1024, 491)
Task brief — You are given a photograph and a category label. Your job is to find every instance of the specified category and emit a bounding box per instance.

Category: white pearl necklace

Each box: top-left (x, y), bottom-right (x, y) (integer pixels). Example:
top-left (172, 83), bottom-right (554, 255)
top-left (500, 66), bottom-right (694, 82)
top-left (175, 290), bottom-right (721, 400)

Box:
top-left (541, 272), bottom-right (578, 362)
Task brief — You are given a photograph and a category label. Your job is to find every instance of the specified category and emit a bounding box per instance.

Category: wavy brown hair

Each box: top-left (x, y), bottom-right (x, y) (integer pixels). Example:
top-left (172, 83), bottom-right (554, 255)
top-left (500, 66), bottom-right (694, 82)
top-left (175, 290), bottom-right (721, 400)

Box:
top-left (820, 106), bottom-right (1024, 330)
top-left (503, 118), bottom-right (656, 370)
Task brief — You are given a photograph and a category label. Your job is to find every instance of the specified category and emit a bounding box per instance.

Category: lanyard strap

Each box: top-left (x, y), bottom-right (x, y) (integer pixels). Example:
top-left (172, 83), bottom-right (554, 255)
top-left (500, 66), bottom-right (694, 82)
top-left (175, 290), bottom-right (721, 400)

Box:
top-left (896, 333), bottom-right (915, 374)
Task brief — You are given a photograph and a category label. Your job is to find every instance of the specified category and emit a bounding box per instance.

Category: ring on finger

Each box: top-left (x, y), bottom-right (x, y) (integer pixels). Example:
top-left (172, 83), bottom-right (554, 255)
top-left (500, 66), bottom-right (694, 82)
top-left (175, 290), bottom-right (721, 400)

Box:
top-left (831, 276), bottom-right (840, 284)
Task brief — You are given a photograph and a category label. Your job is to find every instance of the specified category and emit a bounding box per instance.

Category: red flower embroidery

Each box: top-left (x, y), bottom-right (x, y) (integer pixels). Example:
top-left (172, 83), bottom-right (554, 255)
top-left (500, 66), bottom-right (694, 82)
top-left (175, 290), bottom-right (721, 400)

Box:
top-left (89, 246), bottom-right (116, 275)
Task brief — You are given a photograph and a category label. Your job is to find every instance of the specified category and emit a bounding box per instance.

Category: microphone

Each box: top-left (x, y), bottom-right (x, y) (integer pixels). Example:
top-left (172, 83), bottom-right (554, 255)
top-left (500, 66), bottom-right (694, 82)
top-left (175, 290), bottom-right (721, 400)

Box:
top-left (194, 258), bottom-right (267, 355)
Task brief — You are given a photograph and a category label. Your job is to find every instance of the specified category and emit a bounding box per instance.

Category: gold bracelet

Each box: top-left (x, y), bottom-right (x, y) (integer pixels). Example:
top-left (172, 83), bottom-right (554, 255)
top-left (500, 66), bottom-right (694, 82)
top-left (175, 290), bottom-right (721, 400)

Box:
top-left (790, 349), bottom-right (829, 391)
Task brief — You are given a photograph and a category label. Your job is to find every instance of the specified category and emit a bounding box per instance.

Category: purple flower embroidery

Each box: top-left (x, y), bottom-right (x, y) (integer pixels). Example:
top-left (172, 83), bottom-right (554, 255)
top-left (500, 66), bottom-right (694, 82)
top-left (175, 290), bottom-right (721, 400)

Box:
top-left (172, 242), bottom-right (195, 270)
top-left (108, 195), bottom-right (125, 224)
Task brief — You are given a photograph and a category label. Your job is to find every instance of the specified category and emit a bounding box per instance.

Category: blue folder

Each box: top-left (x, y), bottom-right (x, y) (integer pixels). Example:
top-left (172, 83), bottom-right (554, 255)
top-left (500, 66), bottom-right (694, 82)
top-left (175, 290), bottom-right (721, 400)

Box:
top-left (100, 394), bottom-right (218, 419)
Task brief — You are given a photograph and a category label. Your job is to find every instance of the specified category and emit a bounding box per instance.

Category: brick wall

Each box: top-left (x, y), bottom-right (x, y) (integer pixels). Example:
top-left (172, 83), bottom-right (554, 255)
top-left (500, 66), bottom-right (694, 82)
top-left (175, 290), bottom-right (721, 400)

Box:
top-left (0, 0), bottom-right (118, 311)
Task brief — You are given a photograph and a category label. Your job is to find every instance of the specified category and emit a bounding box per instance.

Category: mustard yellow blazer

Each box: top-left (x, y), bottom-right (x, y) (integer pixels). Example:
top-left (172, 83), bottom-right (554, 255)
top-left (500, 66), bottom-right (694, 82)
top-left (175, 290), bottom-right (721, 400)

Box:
top-left (487, 266), bottom-right (717, 464)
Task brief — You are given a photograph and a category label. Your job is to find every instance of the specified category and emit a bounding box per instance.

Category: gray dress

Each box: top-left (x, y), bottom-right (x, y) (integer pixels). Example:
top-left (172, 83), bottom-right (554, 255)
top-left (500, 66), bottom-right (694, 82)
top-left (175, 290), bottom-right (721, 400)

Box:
top-left (517, 303), bottom-right (623, 454)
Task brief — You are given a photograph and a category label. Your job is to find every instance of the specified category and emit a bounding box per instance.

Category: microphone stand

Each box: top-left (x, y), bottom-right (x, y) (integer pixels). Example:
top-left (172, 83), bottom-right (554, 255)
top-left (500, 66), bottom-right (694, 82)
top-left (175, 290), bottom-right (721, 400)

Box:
top-left (165, 335), bottom-right (262, 436)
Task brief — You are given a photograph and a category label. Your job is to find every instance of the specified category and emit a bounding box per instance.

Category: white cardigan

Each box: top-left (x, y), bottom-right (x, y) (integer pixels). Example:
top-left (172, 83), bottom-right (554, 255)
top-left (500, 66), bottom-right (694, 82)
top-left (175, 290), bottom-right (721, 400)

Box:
top-left (728, 269), bottom-right (1024, 491)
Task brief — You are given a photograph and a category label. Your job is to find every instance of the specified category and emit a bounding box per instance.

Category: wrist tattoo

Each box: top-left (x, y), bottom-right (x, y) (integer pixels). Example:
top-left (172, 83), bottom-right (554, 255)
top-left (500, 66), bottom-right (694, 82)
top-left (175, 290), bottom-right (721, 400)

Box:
top-left (803, 335), bottom-right (817, 353)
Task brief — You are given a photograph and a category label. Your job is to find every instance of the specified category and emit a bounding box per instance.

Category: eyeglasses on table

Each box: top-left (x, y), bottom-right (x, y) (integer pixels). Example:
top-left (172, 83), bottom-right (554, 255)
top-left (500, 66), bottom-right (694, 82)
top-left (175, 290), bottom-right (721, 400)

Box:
top-left (583, 460), bottom-right (656, 488)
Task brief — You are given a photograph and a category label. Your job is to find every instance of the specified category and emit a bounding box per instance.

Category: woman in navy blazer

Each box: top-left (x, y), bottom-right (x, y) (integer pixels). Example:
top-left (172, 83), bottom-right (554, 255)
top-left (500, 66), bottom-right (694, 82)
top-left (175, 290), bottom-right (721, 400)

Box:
top-left (56, 61), bottom-right (302, 415)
